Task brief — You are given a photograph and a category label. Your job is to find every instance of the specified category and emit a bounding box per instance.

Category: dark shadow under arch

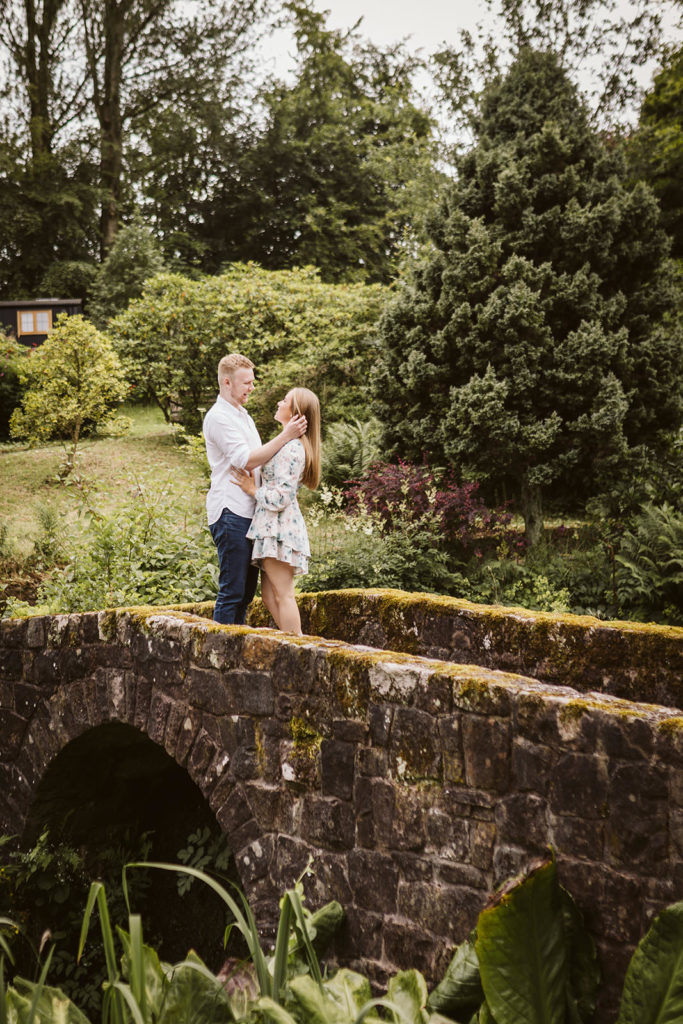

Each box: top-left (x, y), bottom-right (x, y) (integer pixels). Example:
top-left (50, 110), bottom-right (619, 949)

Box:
top-left (20, 722), bottom-right (243, 969)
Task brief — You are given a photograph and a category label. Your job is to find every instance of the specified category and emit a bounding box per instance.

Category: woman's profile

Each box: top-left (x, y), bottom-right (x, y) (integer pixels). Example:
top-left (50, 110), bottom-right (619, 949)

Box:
top-left (232, 386), bottom-right (321, 635)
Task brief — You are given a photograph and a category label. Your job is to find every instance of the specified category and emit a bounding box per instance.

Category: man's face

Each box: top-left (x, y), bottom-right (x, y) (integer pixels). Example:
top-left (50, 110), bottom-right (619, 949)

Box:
top-left (226, 367), bottom-right (255, 407)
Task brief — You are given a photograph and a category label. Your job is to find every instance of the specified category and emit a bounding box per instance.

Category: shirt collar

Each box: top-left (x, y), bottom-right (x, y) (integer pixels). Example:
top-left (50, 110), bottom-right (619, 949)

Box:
top-left (217, 394), bottom-right (248, 417)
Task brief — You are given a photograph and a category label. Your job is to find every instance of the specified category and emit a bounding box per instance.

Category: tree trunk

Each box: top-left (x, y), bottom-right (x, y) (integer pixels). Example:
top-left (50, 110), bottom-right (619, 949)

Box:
top-left (520, 477), bottom-right (544, 549)
top-left (21, 0), bottom-right (64, 158)
top-left (98, 0), bottom-right (125, 255)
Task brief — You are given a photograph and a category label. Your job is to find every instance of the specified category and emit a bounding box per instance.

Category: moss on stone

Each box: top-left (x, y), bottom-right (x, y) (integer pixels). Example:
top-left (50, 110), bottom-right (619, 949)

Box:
top-left (657, 717), bottom-right (683, 735)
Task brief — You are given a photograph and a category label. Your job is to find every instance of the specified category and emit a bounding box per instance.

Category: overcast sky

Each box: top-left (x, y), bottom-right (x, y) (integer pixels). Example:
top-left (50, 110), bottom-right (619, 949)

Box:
top-left (259, 0), bottom-right (681, 112)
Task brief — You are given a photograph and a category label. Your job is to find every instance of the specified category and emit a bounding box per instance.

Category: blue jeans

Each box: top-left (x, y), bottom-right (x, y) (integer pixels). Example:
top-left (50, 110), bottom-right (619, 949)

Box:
top-left (209, 508), bottom-right (259, 625)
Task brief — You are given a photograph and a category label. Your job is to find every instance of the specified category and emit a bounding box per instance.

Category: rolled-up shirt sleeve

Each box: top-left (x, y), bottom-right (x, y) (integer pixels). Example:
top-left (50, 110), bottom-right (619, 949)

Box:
top-left (254, 444), bottom-right (304, 512)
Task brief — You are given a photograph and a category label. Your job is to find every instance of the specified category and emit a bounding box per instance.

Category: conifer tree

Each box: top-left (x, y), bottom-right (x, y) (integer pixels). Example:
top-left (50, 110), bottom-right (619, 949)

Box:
top-left (373, 49), bottom-right (681, 546)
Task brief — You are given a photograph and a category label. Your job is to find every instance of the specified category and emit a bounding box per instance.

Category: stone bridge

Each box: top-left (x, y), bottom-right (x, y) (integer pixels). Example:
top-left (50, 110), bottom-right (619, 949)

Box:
top-left (1, 589), bottom-right (682, 1019)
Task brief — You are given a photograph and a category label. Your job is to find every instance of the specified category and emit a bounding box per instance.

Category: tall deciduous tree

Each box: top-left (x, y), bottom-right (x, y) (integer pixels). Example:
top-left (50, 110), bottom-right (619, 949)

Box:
top-left (628, 45), bottom-right (683, 258)
top-left (199, 2), bottom-right (441, 282)
top-left (373, 49), bottom-right (681, 546)
top-left (0, 0), bottom-right (268, 268)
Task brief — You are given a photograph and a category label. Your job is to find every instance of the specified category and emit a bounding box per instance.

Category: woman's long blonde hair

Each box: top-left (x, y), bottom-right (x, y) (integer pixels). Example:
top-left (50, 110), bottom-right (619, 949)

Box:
top-left (289, 387), bottom-right (321, 489)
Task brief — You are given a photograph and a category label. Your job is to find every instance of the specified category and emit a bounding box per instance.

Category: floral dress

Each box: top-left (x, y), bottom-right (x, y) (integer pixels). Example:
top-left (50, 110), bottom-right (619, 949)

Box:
top-left (247, 439), bottom-right (310, 574)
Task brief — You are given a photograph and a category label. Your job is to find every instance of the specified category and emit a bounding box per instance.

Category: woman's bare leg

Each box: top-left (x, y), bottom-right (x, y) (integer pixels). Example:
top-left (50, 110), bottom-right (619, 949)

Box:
top-left (261, 558), bottom-right (301, 635)
top-left (261, 571), bottom-right (281, 628)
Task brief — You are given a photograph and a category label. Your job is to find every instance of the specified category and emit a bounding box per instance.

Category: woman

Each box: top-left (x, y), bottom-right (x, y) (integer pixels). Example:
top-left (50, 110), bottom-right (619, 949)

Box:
top-left (232, 387), bottom-right (321, 635)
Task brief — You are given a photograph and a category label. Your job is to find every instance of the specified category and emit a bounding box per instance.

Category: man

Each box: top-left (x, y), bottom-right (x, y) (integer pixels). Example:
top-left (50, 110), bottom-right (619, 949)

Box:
top-left (203, 353), bottom-right (306, 624)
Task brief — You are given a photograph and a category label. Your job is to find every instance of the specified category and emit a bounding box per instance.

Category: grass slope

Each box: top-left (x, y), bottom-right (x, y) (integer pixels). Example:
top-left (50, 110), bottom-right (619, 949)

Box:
top-left (0, 405), bottom-right (207, 560)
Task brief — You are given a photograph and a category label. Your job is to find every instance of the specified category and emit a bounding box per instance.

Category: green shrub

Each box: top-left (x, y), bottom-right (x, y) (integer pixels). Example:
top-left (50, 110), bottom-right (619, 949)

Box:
top-left (9, 315), bottom-right (129, 478)
top-left (28, 480), bottom-right (217, 614)
top-left (108, 263), bottom-right (387, 434)
top-left (305, 487), bottom-right (462, 594)
top-left (0, 335), bottom-right (31, 439)
top-left (39, 261), bottom-right (98, 305)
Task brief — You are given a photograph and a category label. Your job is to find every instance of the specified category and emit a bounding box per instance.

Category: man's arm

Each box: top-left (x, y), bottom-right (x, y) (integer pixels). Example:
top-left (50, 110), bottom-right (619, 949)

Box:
top-left (244, 414), bottom-right (307, 471)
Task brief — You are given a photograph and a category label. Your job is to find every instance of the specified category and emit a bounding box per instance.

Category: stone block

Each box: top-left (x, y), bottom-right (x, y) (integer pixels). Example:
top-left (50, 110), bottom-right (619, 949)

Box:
top-left (549, 814), bottom-right (605, 860)
top-left (0, 619), bottom-right (26, 648)
top-left (397, 880), bottom-right (482, 942)
top-left (305, 850), bottom-right (353, 907)
top-left (146, 691), bottom-right (173, 745)
top-left (514, 693), bottom-right (559, 746)
top-left (13, 683), bottom-right (42, 719)
top-left (655, 718), bottom-right (683, 768)
top-left (413, 670), bottom-right (452, 715)
top-left (548, 752), bottom-right (608, 819)
top-left (300, 796), bottom-right (355, 851)
top-left (495, 793), bottom-right (548, 849)
top-left (596, 712), bottom-right (655, 760)
top-left (332, 719), bottom-right (367, 743)
top-left (511, 737), bottom-right (554, 793)
top-left (187, 727), bottom-right (218, 782)
top-left (172, 707), bottom-right (202, 765)
top-left (368, 704), bottom-right (392, 746)
top-left (599, 872), bottom-right (648, 944)
top-left (32, 653), bottom-right (60, 687)
top-left (605, 763), bottom-right (668, 871)
top-left (133, 677), bottom-right (152, 731)
top-left (235, 833), bottom-right (275, 884)
top-left (274, 834), bottom-right (316, 887)
top-left (321, 739), bottom-right (355, 801)
top-left (356, 746), bottom-right (387, 777)
top-left (0, 680), bottom-right (14, 711)
top-left (25, 616), bottom-right (46, 648)
top-left (452, 672), bottom-right (512, 716)
top-left (348, 849), bottom-right (399, 914)
top-left (438, 715), bottom-right (464, 785)
top-left (0, 649), bottom-right (23, 680)
top-left (0, 709), bottom-right (28, 760)
top-left (393, 852), bottom-right (434, 882)
top-left (384, 917), bottom-right (441, 977)
top-left (469, 820), bottom-right (496, 871)
top-left (343, 907), bottom-right (383, 960)
top-left (426, 809), bottom-right (470, 862)
top-left (389, 707), bottom-right (441, 782)
top-left (435, 861), bottom-right (488, 889)
top-left (225, 671), bottom-right (275, 716)
top-left (492, 844), bottom-right (529, 886)
top-left (462, 715), bottom-right (511, 792)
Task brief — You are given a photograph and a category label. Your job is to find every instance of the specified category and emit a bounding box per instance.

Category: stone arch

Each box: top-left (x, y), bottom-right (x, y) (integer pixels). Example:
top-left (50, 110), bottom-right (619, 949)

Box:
top-left (3, 667), bottom-right (275, 923)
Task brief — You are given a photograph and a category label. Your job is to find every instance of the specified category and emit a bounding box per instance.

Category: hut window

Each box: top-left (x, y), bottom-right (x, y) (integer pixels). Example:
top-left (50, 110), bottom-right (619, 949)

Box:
top-left (17, 310), bottom-right (52, 336)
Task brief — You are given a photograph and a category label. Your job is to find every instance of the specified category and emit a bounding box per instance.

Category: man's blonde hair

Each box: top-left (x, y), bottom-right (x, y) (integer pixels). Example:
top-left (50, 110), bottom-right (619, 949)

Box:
top-left (217, 353), bottom-right (254, 386)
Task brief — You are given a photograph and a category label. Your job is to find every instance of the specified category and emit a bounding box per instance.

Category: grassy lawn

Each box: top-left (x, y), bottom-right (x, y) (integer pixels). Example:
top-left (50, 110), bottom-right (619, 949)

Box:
top-left (0, 405), bottom-right (207, 559)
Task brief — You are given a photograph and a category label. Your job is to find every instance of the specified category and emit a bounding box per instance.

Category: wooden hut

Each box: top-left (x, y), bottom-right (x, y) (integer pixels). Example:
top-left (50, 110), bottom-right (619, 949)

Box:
top-left (0, 298), bottom-right (82, 346)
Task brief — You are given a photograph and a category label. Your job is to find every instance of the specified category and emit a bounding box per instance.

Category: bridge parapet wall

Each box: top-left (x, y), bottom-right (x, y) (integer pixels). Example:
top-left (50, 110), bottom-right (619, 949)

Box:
top-left (246, 588), bottom-right (683, 706)
top-left (0, 604), bottom-right (682, 1017)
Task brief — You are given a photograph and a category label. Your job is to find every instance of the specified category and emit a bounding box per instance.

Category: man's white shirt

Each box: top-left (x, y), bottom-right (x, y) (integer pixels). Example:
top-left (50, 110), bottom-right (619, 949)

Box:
top-left (203, 395), bottom-right (262, 524)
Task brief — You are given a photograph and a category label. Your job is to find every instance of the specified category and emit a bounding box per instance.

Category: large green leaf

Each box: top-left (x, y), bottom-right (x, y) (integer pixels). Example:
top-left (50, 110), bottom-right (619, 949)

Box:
top-left (8, 981), bottom-right (92, 1024)
top-left (288, 973), bottom-right (347, 1024)
top-left (324, 969), bottom-right (374, 1019)
top-left (427, 934), bottom-right (483, 1020)
top-left (475, 855), bottom-right (568, 1024)
top-left (617, 901), bottom-right (683, 1024)
top-left (386, 970), bottom-right (428, 1024)
top-left (157, 953), bottom-right (234, 1023)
